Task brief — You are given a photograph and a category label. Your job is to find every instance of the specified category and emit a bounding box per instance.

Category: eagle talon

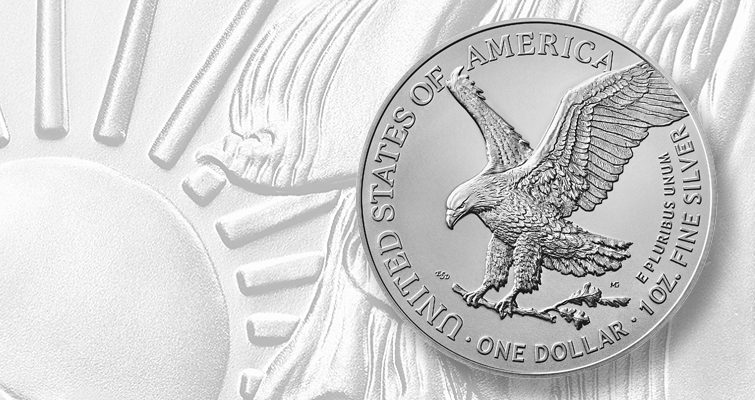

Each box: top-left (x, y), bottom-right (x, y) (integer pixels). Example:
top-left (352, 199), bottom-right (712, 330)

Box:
top-left (495, 294), bottom-right (518, 319)
top-left (462, 287), bottom-right (488, 307)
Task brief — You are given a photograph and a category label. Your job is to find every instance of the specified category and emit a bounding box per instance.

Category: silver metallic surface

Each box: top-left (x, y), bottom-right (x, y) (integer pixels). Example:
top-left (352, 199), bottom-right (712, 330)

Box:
top-left (0, 0), bottom-right (751, 399)
top-left (93, 0), bottom-right (158, 146)
top-left (358, 20), bottom-right (713, 375)
top-left (34, 0), bottom-right (68, 139)
top-left (148, 0), bottom-right (275, 169)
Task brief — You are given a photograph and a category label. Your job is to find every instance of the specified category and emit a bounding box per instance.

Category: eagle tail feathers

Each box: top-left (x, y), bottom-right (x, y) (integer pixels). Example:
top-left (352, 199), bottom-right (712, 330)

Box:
top-left (583, 232), bottom-right (631, 275)
top-left (544, 232), bottom-right (631, 277)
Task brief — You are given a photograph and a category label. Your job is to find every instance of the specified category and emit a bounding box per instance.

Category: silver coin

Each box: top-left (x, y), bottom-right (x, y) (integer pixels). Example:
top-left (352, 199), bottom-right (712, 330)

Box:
top-left (358, 19), bottom-right (715, 375)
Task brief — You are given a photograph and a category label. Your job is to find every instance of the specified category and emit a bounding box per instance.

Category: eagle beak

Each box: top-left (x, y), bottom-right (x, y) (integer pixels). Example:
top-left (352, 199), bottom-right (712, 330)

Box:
top-left (446, 210), bottom-right (459, 229)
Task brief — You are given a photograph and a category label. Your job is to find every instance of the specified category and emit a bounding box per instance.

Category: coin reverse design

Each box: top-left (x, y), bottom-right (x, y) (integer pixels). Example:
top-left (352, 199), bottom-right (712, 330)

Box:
top-left (358, 20), bottom-right (714, 374)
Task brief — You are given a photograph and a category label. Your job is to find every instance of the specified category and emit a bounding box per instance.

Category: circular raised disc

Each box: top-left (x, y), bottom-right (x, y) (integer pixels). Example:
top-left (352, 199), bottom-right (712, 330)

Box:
top-left (0, 158), bottom-right (229, 399)
top-left (358, 20), bottom-right (714, 375)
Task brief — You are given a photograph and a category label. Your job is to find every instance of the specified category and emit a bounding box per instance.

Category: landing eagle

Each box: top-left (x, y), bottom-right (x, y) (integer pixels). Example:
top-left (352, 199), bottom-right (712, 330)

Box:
top-left (445, 61), bottom-right (687, 318)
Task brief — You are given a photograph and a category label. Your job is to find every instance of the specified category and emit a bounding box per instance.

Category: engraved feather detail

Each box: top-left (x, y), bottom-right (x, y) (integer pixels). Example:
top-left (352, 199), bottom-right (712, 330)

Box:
top-left (447, 67), bottom-right (533, 172)
top-left (197, 0), bottom-right (380, 191)
top-left (517, 61), bottom-right (688, 216)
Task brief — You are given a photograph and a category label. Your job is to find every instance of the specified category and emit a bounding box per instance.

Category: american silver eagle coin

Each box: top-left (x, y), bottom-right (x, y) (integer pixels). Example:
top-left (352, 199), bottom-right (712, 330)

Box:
top-left (358, 20), bottom-right (715, 375)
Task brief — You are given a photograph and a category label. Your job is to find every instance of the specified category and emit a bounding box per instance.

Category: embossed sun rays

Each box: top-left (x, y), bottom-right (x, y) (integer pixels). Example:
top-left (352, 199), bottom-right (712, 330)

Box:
top-left (25, 0), bottom-right (351, 399)
top-left (20, 0), bottom-right (697, 399)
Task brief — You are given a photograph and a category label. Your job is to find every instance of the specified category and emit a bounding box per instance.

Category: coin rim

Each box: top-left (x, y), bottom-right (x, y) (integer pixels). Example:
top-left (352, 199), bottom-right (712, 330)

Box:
top-left (356, 18), bottom-right (717, 376)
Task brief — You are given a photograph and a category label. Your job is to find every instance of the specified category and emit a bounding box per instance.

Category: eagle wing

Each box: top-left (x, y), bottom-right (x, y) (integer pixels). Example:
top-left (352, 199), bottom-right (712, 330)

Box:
top-left (515, 61), bottom-right (688, 217)
top-left (447, 67), bottom-right (532, 172)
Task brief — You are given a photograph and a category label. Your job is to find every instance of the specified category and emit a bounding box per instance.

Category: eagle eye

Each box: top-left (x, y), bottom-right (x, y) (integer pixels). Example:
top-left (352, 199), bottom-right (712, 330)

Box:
top-left (457, 197), bottom-right (470, 210)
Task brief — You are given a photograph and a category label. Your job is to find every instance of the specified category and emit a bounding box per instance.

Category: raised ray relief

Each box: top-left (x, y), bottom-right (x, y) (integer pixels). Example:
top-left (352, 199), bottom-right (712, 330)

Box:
top-left (149, 0), bottom-right (275, 169)
top-left (35, 0), bottom-right (68, 139)
top-left (0, 105), bottom-right (10, 148)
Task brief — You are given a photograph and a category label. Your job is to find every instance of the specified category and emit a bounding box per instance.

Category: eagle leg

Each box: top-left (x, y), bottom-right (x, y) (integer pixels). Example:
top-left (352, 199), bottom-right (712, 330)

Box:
top-left (468, 237), bottom-right (513, 308)
top-left (496, 234), bottom-right (542, 319)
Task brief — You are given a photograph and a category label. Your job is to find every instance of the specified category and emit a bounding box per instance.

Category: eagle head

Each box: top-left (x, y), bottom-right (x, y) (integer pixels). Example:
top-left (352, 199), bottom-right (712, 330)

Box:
top-left (445, 183), bottom-right (475, 229)
top-left (446, 177), bottom-right (500, 229)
